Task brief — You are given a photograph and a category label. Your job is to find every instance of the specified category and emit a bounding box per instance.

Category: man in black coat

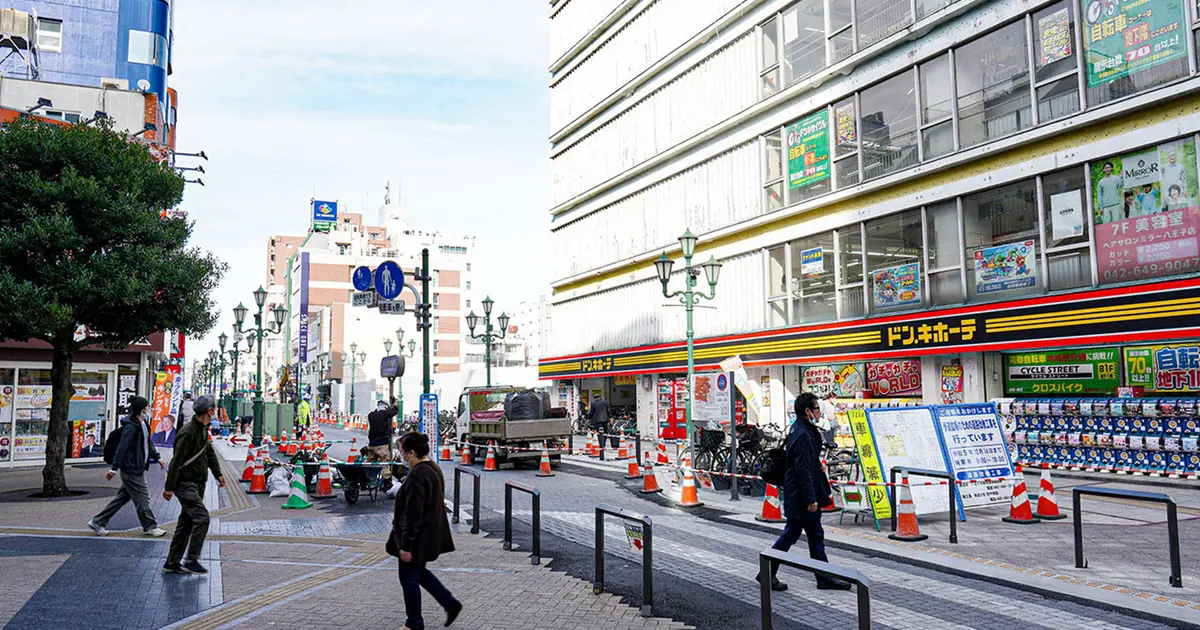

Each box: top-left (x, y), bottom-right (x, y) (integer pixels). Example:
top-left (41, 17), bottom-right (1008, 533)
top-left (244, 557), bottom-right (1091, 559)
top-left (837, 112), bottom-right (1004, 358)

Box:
top-left (88, 396), bottom-right (165, 537)
top-left (587, 395), bottom-right (609, 434)
top-left (757, 393), bottom-right (851, 592)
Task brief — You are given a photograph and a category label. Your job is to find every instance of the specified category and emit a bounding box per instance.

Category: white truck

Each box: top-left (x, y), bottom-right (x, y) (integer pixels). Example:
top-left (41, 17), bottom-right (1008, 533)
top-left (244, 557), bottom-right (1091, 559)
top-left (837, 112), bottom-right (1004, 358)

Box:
top-left (454, 386), bottom-right (570, 468)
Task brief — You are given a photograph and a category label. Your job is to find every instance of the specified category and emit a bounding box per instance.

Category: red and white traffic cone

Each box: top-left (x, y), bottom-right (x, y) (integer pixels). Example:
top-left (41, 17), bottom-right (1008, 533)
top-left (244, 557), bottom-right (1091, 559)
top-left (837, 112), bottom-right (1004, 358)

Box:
top-left (755, 483), bottom-right (786, 523)
top-left (888, 474), bottom-right (928, 541)
top-left (616, 436), bottom-right (629, 460)
top-left (241, 447), bottom-right (257, 482)
top-left (483, 442), bottom-right (498, 471)
top-left (537, 445), bottom-right (555, 478)
top-left (313, 454), bottom-right (335, 499)
top-left (247, 450), bottom-right (268, 494)
top-left (460, 443), bottom-right (473, 466)
top-left (625, 456), bottom-right (642, 479)
top-left (439, 442), bottom-right (453, 462)
top-left (640, 457), bottom-right (662, 495)
top-left (678, 461), bottom-right (704, 508)
top-left (1003, 465), bottom-right (1040, 524)
top-left (656, 443), bottom-right (669, 466)
top-left (1034, 464), bottom-right (1065, 520)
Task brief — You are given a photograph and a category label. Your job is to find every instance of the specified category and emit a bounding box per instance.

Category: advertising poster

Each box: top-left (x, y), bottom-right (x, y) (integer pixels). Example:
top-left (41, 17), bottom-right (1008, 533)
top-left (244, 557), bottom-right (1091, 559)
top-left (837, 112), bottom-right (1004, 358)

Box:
top-left (871, 262), bottom-right (921, 310)
top-left (1004, 348), bottom-right (1120, 395)
top-left (866, 360), bottom-right (922, 397)
top-left (974, 240), bottom-right (1037, 294)
top-left (1050, 190), bottom-right (1085, 240)
top-left (69, 381), bottom-right (107, 459)
top-left (834, 101), bottom-right (856, 152)
top-left (863, 407), bottom-right (952, 515)
top-left (14, 385), bottom-right (51, 460)
top-left (833, 364), bottom-right (866, 397)
top-left (760, 375), bottom-right (771, 407)
top-left (1125, 344), bottom-right (1200, 392)
top-left (1082, 0), bottom-right (1187, 88)
top-left (0, 383), bottom-right (12, 423)
top-left (786, 110), bottom-right (831, 189)
top-left (845, 409), bottom-right (892, 520)
top-left (941, 365), bottom-right (964, 404)
top-left (801, 366), bottom-right (835, 397)
top-left (932, 404), bottom-right (1014, 512)
top-left (1091, 138), bottom-right (1200, 283)
top-left (149, 372), bottom-right (177, 448)
top-left (800, 247), bottom-right (824, 276)
top-left (690, 373), bottom-right (731, 428)
top-left (1037, 6), bottom-right (1072, 67)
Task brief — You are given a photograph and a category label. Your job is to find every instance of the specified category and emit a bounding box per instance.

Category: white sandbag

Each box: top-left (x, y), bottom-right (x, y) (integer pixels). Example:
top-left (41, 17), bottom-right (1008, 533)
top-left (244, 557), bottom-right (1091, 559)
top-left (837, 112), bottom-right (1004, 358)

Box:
top-left (268, 467), bottom-right (291, 497)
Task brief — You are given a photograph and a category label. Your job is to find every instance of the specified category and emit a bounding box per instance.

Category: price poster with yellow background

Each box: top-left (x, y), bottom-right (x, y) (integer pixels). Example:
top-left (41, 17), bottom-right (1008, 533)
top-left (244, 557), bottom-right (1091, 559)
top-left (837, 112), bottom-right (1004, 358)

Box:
top-left (846, 409), bottom-right (891, 521)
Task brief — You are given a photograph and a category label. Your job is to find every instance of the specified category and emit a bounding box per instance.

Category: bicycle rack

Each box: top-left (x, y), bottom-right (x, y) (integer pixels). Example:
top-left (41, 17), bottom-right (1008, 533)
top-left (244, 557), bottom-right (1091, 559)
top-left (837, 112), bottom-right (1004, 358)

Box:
top-left (452, 465), bottom-right (482, 535)
top-left (760, 548), bottom-right (871, 629)
top-left (595, 504), bottom-right (653, 617)
top-left (1074, 485), bottom-right (1182, 588)
top-left (504, 480), bottom-right (541, 565)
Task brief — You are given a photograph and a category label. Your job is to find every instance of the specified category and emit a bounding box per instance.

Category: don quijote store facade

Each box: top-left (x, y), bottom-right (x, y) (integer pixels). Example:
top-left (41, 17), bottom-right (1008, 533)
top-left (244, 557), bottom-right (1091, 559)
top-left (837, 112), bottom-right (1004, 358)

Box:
top-left (541, 0), bottom-right (1200, 474)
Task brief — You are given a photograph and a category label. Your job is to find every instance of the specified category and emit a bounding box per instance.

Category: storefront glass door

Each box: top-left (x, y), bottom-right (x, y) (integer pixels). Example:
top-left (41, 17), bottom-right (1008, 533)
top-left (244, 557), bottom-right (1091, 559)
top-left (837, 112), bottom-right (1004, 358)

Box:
top-left (10, 368), bottom-right (115, 462)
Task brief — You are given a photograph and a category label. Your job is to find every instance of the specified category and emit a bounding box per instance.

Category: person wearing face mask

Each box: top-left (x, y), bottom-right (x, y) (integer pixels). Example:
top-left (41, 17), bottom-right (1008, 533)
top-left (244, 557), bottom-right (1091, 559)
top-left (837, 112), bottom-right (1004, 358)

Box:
top-left (161, 395), bottom-right (226, 574)
top-left (88, 396), bottom-right (165, 537)
top-left (756, 392), bottom-right (852, 592)
top-left (389, 432), bottom-right (462, 629)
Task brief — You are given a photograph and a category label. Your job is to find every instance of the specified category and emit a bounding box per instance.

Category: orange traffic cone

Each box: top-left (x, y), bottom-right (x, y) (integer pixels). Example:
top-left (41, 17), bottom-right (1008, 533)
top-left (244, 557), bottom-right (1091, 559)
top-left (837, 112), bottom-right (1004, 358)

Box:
top-left (656, 443), bottom-right (669, 465)
top-left (587, 433), bottom-right (599, 458)
top-left (247, 450), bottom-right (268, 494)
top-left (439, 442), bottom-right (453, 462)
top-left (241, 447), bottom-right (257, 482)
top-left (640, 456), bottom-right (662, 494)
top-left (1003, 465), bottom-right (1040, 524)
top-left (537, 445), bottom-right (555, 477)
top-left (679, 461), bottom-right (704, 508)
top-left (755, 483), bottom-right (786, 523)
top-left (346, 444), bottom-right (358, 464)
top-left (1034, 464), bottom-right (1065, 520)
top-left (888, 474), bottom-right (928, 541)
top-left (313, 454), bottom-right (335, 499)
top-left (616, 436), bottom-right (629, 460)
top-left (821, 496), bottom-right (839, 513)
top-left (460, 443), bottom-right (473, 466)
top-left (484, 442), bottom-right (498, 471)
top-left (625, 457), bottom-right (642, 479)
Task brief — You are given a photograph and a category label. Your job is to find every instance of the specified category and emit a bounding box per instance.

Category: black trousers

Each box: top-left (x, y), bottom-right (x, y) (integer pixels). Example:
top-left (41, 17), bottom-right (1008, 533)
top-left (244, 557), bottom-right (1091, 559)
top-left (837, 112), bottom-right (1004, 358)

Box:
top-left (398, 560), bottom-right (457, 630)
top-left (167, 481), bottom-right (209, 564)
top-left (770, 508), bottom-right (834, 584)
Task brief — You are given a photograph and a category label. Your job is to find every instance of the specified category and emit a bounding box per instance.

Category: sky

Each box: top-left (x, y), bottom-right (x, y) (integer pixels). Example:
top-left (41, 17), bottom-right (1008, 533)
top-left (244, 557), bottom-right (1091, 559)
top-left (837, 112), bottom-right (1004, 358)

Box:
top-left (171, 1), bottom-right (550, 363)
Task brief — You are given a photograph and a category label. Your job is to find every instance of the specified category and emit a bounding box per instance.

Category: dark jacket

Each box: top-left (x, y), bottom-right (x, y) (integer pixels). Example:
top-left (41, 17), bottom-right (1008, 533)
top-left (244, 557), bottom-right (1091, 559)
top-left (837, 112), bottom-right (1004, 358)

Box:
top-left (166, 418), bottom-right (223, 492)
top-left (110, 415), bottom-right (161, 475)
top-left (588, 398), bottom-right (609, 428)
top-left (391, 460), bottom-right (455, 563)
top-left (782, 418), bottom-right (832, 518)
top-left (368, 406), bottom-right (398, 447)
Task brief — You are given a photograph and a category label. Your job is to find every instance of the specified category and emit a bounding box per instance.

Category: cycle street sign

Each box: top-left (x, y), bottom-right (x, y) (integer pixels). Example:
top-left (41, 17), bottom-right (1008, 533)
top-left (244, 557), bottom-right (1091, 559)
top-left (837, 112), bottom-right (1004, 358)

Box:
top-left (352, 266), bottom-right (373, 291)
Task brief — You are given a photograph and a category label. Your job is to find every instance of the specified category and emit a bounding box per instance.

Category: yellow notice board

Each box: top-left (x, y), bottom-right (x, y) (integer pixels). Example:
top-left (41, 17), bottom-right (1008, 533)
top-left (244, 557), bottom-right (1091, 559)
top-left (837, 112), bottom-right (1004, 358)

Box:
top-left (846, 409), bottom-right (892, 521)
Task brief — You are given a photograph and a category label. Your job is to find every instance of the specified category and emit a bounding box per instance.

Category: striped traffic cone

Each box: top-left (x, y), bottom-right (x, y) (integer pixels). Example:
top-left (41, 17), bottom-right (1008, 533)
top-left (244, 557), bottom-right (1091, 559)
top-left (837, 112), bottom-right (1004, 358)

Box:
top-left (678, 461), bottom-right (704, 508)
top-left (240, 447), bottom-right (257, 482)
top-left (281, 467), bottom-right (312, 509)
top-left (483, 442), bottom-right (498, 471)
top-left (1003, 465), bottom-right (1040, 524)
top-left (1034, 464), bottom-right (1065, 520)
top-left (537, 445), bottom-right (555, 478)
top-left (888, 474), bottom-right (928, 541)
top-left (587, 433), bottom-right (598, 458)
top-left (616, 436), bottom-right (629, 460)
top-left (439, 442), bottom-right (453, 462)
top-left (247, 449), bottom-right (268, 494)
top-left (625, 456), bottom-right (642, 479)
top-left (755, 483), bottom-right (786, 523)
top-left (656, 443), bottom-right (669, 465)
top-left (346, 444), bottom-right (358, 464)
top-left (313, 454), bottom-right (335, 499)
top-left (460, 443), bottom-right (473, 466)
top-left (640, 457), bottom-right (662, 494)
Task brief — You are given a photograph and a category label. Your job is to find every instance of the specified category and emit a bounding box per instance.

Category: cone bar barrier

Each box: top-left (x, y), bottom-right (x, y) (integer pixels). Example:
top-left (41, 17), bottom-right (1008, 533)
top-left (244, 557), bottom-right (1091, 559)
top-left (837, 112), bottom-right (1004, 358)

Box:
top-left (1073, 485), bottom-right (1182, 588)
top-left (595, 505), bottom-right (653, 617)
top-left (760, 549), bottom-right (871, 630)
top-left (1034, 464), bottom-right (1066, 520)
top-left (247, 449), bottom-right (268, 494)
top-left (889, 466), bottom-right (957, 544)
top-left (640, 455), bottom-right (662, 494)
top-left (1003, 465), bottom-right (1040, 525)
top-left (439, 442), bottom-right (453, 462)
top-left (625, 456), bottom-right (642, 479)
top-left (503, 480), bottom-right (542, 565)
top-left (536, 445), bottom-right (555, 478)
top-left (678, 458), bottom-right (703, 508)
top-left (452, 465), bottom-right (483, 535)
top-left (755, 483), bottom-right (785, 523)
top-left (460, 442), bottom-right (472, 466)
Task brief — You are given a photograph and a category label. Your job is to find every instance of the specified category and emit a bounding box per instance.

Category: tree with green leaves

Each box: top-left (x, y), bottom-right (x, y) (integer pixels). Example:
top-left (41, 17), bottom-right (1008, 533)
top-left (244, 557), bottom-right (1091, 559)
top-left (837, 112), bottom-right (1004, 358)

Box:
top-left (0, 117), bottom-right (225, 496)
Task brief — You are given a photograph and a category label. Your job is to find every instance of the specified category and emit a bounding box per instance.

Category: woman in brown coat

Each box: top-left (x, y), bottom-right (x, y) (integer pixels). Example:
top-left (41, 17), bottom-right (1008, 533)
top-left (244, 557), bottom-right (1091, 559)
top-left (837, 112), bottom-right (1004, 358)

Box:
top-left (391, 432), bottom-right (462, 629)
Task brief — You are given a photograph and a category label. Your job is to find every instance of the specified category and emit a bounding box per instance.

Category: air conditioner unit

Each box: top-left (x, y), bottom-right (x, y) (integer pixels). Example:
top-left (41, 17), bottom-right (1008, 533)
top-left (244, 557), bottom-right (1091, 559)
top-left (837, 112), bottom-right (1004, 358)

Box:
top-left (100, 77), bottom-right (128, 90)
top-left (0, 9), bottom-right (32, 47)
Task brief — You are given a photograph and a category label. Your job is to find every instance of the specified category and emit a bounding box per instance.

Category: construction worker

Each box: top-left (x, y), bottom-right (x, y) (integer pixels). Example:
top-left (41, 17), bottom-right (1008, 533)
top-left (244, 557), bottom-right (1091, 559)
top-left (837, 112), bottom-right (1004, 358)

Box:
top-left (297, 397), bottom-right (311, 437)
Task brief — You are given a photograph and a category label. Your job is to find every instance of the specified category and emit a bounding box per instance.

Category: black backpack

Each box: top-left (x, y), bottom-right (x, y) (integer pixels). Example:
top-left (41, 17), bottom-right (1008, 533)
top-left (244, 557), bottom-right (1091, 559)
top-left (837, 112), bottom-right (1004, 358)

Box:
top-left (759, 445), bottom-right (788, 486)
top-left (102, 424), bottom-right (124, 465)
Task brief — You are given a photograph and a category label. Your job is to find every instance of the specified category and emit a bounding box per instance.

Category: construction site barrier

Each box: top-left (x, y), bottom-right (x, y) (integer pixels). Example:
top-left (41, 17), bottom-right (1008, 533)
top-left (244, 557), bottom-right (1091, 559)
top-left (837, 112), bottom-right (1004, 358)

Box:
top-left (594, 504), bottom-right (653, 617)
top-left (759, 548), bottom-right (871, 630)
top-left (1073, 485), bottom-right (1182, 588)
top-left (452, 465), bottom-right (482, 535)
top-left (503, 480), bottom-right (541, 565)
top-left (889, 466), bottom-right (959, 544)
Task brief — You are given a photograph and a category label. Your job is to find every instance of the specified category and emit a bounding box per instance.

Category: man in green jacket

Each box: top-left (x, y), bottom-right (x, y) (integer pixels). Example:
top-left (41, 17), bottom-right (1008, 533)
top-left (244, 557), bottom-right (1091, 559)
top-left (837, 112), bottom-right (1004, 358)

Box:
top-left (162, 395), bottom-right (225, 574)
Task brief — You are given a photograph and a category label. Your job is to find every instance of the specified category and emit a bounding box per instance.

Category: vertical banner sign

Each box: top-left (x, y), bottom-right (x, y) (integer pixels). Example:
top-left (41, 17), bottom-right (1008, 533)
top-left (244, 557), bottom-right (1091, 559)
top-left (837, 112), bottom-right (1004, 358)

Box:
top-left (420, 393), bottom-right (439, 454)
top-left (1082, 0), bottom-right (1187, 88)
top-left (974, 240), bottom-right (1037, 294)
top-left (786, 110), bottom-right (831, 189)
top-left (871, 262), bottom-right (921, 310)
top-left (941, 365), bottom-right (964, 404)
top-left (846, 409), bottom-right (892, 520)
top-left (299, 252), bottom-right (310, 363)
top-left (932, 403), bottom-right (1014, 515)
top-left (1037, 7), bottom-right (1072, 67)
top-left (150, 372), bottom-right (176, 448)
top-left (719, 355), bottom-right (762, 420)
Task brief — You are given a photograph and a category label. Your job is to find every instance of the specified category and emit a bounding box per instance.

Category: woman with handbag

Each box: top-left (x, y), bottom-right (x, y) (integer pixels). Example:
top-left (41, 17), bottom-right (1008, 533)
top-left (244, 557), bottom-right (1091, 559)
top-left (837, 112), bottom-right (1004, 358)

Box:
top-left (390, 432), bottom-right (462, 629)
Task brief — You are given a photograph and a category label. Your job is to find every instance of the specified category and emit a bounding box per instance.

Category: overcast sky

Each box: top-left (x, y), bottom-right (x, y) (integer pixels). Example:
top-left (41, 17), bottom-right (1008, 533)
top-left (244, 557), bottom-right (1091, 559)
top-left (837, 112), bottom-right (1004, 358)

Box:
top-left (171, 1), bottom-right (549, 362)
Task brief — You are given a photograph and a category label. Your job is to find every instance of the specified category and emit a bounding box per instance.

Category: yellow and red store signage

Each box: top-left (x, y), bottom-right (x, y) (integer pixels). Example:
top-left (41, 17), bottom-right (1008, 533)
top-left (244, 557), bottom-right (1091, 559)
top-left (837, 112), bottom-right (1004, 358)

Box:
top-left (539, 278), bottom-right (1200, 380)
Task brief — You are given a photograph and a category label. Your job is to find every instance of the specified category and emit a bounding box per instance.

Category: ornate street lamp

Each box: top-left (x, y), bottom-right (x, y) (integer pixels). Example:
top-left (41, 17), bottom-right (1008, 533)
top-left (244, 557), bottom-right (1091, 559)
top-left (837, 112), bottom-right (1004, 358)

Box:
top-left (342, 342), bottom-right (367, 415)
top-left (247, 286), bottom-right (286, 447)
top-left (466, 296), bottom-right (508, 387)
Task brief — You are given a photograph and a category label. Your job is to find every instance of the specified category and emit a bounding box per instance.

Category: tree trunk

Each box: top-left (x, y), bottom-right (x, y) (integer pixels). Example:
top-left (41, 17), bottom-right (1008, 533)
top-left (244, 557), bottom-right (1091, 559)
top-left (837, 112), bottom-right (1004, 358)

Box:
top-left (41, 342), bottom-right (74, 496)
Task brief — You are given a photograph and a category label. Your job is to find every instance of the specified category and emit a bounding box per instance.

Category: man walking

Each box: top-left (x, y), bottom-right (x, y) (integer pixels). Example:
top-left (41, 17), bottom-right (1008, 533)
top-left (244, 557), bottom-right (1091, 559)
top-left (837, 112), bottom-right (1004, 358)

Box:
top-left (88, 396), bottom-right (166, 537)
top-left (757, 393), bottom-right (851, 592)
top-left (162, 395), bottom-right (225, 574)
top-left (587, 394), bottom-right (609, 437)
top-left (176, 391), bottom-right (195, 435)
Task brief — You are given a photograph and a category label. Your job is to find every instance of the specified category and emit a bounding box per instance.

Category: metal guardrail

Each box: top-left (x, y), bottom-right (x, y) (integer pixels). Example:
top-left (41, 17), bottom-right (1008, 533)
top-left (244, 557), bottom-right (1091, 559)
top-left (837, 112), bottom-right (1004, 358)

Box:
top-left (759, 548), bottom-right (871, 630)
top-left (594, 504), bottom-right (653, 617)
top-left (504, 480), bottom-right (541, 565)
top-left (452, 465), bottom-right (482, 535)
top-left (1073, 485), bottom-right (1182, 588)
top-left (889, 466), bottom-right (958, 544)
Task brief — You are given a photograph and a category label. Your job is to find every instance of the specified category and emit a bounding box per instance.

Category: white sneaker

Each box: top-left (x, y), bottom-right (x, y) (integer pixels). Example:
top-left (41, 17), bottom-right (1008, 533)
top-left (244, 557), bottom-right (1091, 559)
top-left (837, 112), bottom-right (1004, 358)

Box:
top-left (144, 527), bottom-right (167, 537)
top-left (87, 520), bottom-right (108, 536)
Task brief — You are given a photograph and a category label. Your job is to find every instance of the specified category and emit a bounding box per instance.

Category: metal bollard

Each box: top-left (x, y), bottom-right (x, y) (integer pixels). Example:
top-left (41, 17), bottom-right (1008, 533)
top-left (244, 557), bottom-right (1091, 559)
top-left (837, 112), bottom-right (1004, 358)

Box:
top-left (760, 549), bottom-right (870, 629)
top-left (452, 465), bottom-right (482, 535)
top-left (504, 480), bottom-right (541, 565)
top-left (1073, 485), bottom-right (1182, 587)
top-left (595, 504), bottom-right (653, 617)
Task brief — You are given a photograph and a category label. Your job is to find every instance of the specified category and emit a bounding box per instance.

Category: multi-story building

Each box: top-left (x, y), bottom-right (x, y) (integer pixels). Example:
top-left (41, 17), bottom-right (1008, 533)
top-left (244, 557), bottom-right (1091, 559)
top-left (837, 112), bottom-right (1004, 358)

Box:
top-left (540, 0), bottom-right (1200, 441)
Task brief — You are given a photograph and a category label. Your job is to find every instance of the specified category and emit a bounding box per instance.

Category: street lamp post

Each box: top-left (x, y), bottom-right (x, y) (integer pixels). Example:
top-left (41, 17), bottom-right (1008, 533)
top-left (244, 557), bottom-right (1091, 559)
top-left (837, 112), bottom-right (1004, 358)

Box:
top-left (208, 351), bottom-right (219, 397)
top-left (466, 296), bottom-right (510, 387)
top-left (655, 229), bottom-right (723, 455)
top-left (247, 287), bottom-right (286, 447)
top-left (232, 302), bottom-right (249, 414)
top-left (217, 333), bottom-right (229, 413)
top-left (342, 343), bottom-right (366, 415)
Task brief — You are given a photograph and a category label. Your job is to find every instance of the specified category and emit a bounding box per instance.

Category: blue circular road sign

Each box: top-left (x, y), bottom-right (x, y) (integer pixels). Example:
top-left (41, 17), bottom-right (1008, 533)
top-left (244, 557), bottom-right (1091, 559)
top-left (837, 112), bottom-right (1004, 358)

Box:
top-left (374, 260), bottom-right (404, 300)
top-left (352, 266), bottom-right (373, 292)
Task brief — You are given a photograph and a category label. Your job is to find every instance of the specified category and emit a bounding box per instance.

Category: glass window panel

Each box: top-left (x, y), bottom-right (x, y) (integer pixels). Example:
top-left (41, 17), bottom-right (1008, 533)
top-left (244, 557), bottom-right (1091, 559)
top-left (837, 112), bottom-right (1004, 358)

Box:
top-left (829, 29), bottom-right (854, 64)
top-left (837, 226), bottom-right (864, 286)
top-left (1032, 1), bottom-right (1077, 81)
top-left (14, 369), bottom-right (109, 461)
top-left (963, 179), bottom-right (1041, 301)
top-left (1042, 167), bottom-right (1089, 248)
top-left (860, 72), bottom-right (919, 180)
top-left (790, 232), bottom-right (837, 324)
top-left (930, 269), bottom-right (965, 306)
top-left (916, 0), bottom-right (952, 19)
top-left (769, 246), bottom-right (787, 297)
top-left (833, 98), bottom-right (857, 157)
top-left (926, 200), bottom-right (961, 268)
top-left (1047, 250), bottom-right (1091, 291)
top-left (782, 0), bottom-right (826, 86)
top-left (765, 182), bottom-right (784, 213)
top-left (835, 155), bottom-right (860, 189)
top-left (856, 0), bottom-right (912, 48)
top-left (838, 285), bottom-right (866, 318)
top-left (956, 22), bottom-right (1032, 149)
top-left (762, 18), bottom-right (779, 69)
top-left (764, 131), bottom-right (783, 181)
top-left (1037, 77), bottom-right (1080, 122)
top-left (37, 19), bottom-right (62, 52)
top-left (830, 0), bottom-right (852, 32)
top-left (922, 121), bottom-right (955, 160)
top-left (762, 68), bottom-right (781, 99)
top-left (866, 209), bottom-right (925, 312)
top-left (128, 30), bottom-right (153, 65)
top-left (919, 53), bottom-right (953, 123)
top-left (1084, 1), bottom-right (1189, 106)
top-left (769, 299), bottom-right (789, 328)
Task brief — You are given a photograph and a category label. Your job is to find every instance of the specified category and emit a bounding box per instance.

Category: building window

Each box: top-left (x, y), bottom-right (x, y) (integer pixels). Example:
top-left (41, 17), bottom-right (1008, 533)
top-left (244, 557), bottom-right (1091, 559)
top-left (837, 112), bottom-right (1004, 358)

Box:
top-left (433, 294), bottom-right (440, 308)
top-left (925, 200), bottom-right (965, 306)
top-left (827, 0), bottom-right (854, 63)
top-left (434, 340), bottom-right (440, 354)
top-left (762, 130), bottom-right (784, 212)
top-left (1085, 0), bottom-right (1189, 107)
top-left (466, 281), bottom-right (471, 290)
top-left (836, 226), bottom-right (866, 318)
top-left (790, 232), bottom-right (836, 324)
top-left (860, 71), bottom-right (918, 180)
top-left (128, 30), bottom-right (167, 68)
top-left (438, 245), bottom-right (467, 254)
top-left (37, 18), bottom-right (62, 53)
top-left (781, 0), bottom-right (826, 86)
top-left (955, 21), bottom-right (1032, 149)
top-left (963, 179), bottom-right (1041, 301)
top-left (856, 0), bottom-right (912, 49)
top-left (832, 97), bottom-right (859, 188)
top-left (866, 209), bottom-right (924, 313)
top-left (1033, 1), bottom-right (1080, 122)
top-left (466, 263), bottom-right (471, 271)
top-left (466, 299), bottom-right (471, 309)
top-left (337, 244), bottom-right (349, 255)
top-left (760, 18), bottom-right (781, 99)
top-left (41, 110), bottom-right (81, 123)
top-left (919, 53), bottom-right (955, 160)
